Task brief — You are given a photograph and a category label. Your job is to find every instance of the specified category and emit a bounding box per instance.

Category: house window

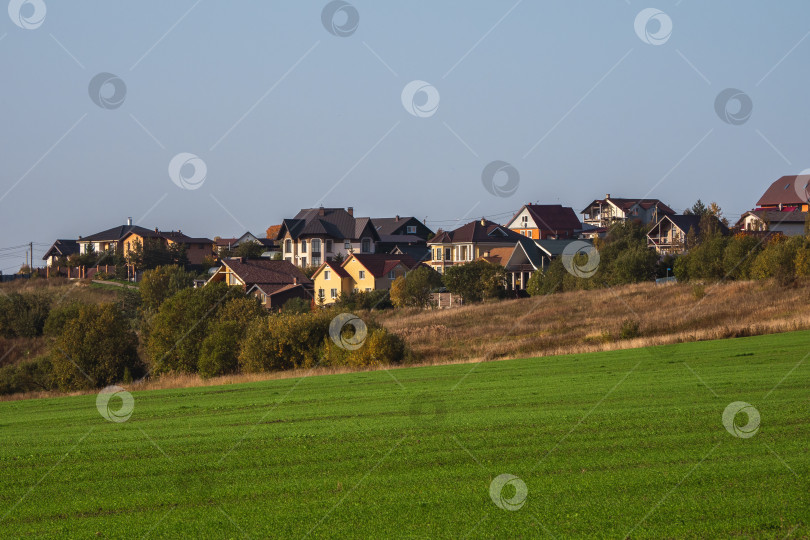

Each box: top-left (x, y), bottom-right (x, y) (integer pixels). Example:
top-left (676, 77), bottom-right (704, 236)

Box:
top-left (312, 257), bottom-right (320, 266)
top-left (365, 288), bottom-right (371, 292)
top-left (361, 238), bottom-right (371, 253)
top-left (330, 288), bottom-right (338, 299)
top-left (301, 240), bottom-right (307, 253)
top-left (285, 257), bottom-right (292, 263)
top-left (326, 239), bottom-right (333, 253)
top-left (300, 257), bottom-right (306, 267)
top-left (359, 270), bottom-right (366, 279)
top-left (353, 287), bottom-right (359, 293)
top-left (445, 248), bottom-right (451, 260)
top-left (285, 239), bottom-right (292, 253)
top-left (325, 270), bottom-right (331, 280)
top-left (318, 288), bottom-right (325, 299)
top-left (406, 225), bottom-right (416, 234)
top-left (521, 215), bottom-right (528, 224)
top-left (311, 239), bottom-right (321, 253)
top-left (388, 270), bottom-right (395, 279)
top-left (344, 240), bottom-right (351, 249)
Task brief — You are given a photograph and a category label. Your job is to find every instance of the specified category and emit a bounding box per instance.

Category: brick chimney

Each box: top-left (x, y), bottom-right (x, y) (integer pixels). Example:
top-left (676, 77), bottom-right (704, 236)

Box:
top-left (395, 215), bottom-right (400, 221)
top-left (318, 206), bottom-right (325, 216)
top-left (347, 207), bottom-right (354, 217)
top-left (605, 193), bottom-right (611, 199)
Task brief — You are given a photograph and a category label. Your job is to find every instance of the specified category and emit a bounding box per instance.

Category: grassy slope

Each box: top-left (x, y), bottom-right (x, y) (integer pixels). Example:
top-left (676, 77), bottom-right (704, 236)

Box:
top-left (0, 332), bottom-right (807, 538)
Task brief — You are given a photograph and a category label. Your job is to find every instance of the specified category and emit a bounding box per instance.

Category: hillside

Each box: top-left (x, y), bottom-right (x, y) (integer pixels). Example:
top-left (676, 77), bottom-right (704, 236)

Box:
top-left (0, 331), bottom-right (806, 537)
top-left (376, 279), bottom-right (810, 366)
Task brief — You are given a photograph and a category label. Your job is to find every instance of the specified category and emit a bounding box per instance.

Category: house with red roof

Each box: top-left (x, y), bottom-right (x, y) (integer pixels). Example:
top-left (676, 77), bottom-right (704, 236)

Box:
top-left (504, 204), bottom-right (581, 240)
top-left (206, 257), bottom-right (313, 309)
top-left (581, 194), bottom-right (675, 229)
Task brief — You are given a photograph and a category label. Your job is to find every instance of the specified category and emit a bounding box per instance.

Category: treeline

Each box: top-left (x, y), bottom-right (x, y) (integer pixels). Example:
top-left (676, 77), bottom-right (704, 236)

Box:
top-left (0, 266), bottom-right (411, 395)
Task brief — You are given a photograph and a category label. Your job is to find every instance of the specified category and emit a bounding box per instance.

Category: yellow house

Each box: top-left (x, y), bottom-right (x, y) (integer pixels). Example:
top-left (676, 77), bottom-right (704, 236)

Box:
top-left (121, 229), bottom-right (216, 265)
top-left (311, 253), bottom-right (416, 304)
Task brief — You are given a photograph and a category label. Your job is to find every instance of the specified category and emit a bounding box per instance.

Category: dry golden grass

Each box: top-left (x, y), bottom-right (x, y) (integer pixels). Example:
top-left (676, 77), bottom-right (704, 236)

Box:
top-left (373, 278), bottom-right (810, 364)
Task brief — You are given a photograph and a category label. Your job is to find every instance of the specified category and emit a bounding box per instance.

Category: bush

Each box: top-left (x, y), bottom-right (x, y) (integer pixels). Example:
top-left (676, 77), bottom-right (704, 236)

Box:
top-left (334, 290), bottom-right (392, 311)
top-left (198, 297), bottom-right (266, 378)
top-left (443, 260), bottom-right (506, 303)
top-left (619, 319), bottom-right (640, 340)
top-left (0, 356), bottom-right (55, 395)
top-left (390, 266), bottom-right (443, 308)
top-left (281, 297), bottom-right (312, 314)
top-left (140, 265), bottom-right (196, 311)
top-left (43, 302), bottom-right (83, 337)
top-left (0, 292), bottom-right (51, 338)
top-left (198, 321), bottom-right (243, 378)
top-left (322, 327), bottom-right (409, 367)
top-left (50, 304), bottom-right (143, 390)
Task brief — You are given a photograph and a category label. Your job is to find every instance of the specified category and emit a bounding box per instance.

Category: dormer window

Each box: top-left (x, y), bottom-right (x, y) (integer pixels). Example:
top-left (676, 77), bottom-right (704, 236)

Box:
top-left (406, 225), bottom-right (416, 234)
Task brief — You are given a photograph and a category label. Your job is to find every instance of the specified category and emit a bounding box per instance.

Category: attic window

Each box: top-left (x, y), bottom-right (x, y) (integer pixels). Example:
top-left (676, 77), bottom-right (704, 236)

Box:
top-left (785, 183), bottom-right (790, 190)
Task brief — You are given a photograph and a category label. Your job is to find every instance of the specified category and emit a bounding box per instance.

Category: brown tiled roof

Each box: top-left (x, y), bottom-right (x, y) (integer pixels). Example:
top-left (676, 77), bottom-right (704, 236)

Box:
top-left (757, 175), bottom-right (810, 206)
top-left (476, 246), bottom-right (515, 267)
top-left (348, 253), bottom-right (418, 278)
top-left (220, 258), bottom-right (312, 288)
top-left (371, 216), bottom-right (416, 235)
top-left (508, 205), bottom-right (581, 232)
top-left (428, 219), bottom-right (525, 245)
top-left (279, 208), bottom-right (380, 242)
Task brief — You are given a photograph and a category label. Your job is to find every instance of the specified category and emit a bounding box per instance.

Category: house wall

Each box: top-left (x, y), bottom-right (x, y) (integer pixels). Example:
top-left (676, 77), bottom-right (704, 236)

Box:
top-left (343, 257), bottom-right (377, 293)
top-left (427, 241), bottom-right (517, 272)
top-left (282, 234), bottom-right (376, 268)
top-left (373, 263), bottom-right (407, 292)
top-left (313, 267), bottom-right (352, 304)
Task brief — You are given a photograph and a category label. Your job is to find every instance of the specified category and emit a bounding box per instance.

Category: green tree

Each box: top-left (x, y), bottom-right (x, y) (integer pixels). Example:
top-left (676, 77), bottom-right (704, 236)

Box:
top-left (443, 260), bottom-right (505, 303)
top-left (233, 242), bottom-right (266, 259)
top-left (390, 266), bottom-right (443, 308)
top-left (50, 304), bottom-right (143, 390)
top-left (0, 292), bottom-right (51, 338)
top-left (684, 199), bottom-right (709, 216)
top-left (146, 283), bottom-right (241, 374)
top-left (139, 265), bottom-right (196, 311)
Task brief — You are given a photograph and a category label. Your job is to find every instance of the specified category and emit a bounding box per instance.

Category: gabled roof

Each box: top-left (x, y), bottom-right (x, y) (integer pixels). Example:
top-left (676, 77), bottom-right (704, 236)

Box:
top-left (278, 208), bottom-right (380, 242)
top-left (247, 282), bottom-right (311, 298)
top-left (737, 209), bottom-right (808, 226)
top-left (346, 253), bottom-right (419, 278)
top-left (534, 238), bottom-right (586, 258)
top-left (507, 204), bottom-right (582, 232)
top-left (210, 258), bottom-right (312, 288)
top-left (312, 260), bottom-right (351, 280)
top-left (388, 244), bottom-right (430, 263)
top-left (371, 216), bottom-right (424, 236)
top-left (651, 214), bottom-right (729, 237)
top-left (427, 219), bottom-right (525, 245)
top-left (79, 224), bottom-right (155, 243)
top-left (581, 197), bottom-right (675, 215)
top-left (121, 229), bottom-right (214, 245)
top-left (42, 239), bottom-right (79, 260)
top-left (757, 175), bottom-right (810, 206)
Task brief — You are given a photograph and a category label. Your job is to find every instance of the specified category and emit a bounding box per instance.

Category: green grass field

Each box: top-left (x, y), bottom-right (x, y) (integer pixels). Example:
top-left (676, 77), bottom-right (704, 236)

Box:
top-left (0, 331), bottom-right (807, 538)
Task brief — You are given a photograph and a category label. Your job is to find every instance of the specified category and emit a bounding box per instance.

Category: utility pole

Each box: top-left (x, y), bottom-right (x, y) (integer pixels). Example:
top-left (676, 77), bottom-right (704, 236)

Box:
top-left (30, 242), bottom-right (33, 275)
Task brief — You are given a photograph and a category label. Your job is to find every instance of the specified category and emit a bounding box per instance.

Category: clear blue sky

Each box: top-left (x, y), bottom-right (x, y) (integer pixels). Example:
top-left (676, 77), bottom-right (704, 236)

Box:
top-left (2, 1), bottom-right (809, 271)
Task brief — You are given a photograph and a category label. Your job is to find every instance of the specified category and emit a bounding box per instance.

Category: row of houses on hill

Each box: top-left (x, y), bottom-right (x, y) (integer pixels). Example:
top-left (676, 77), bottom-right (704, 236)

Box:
top-left (39, 174), bottom-right (810, 309)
